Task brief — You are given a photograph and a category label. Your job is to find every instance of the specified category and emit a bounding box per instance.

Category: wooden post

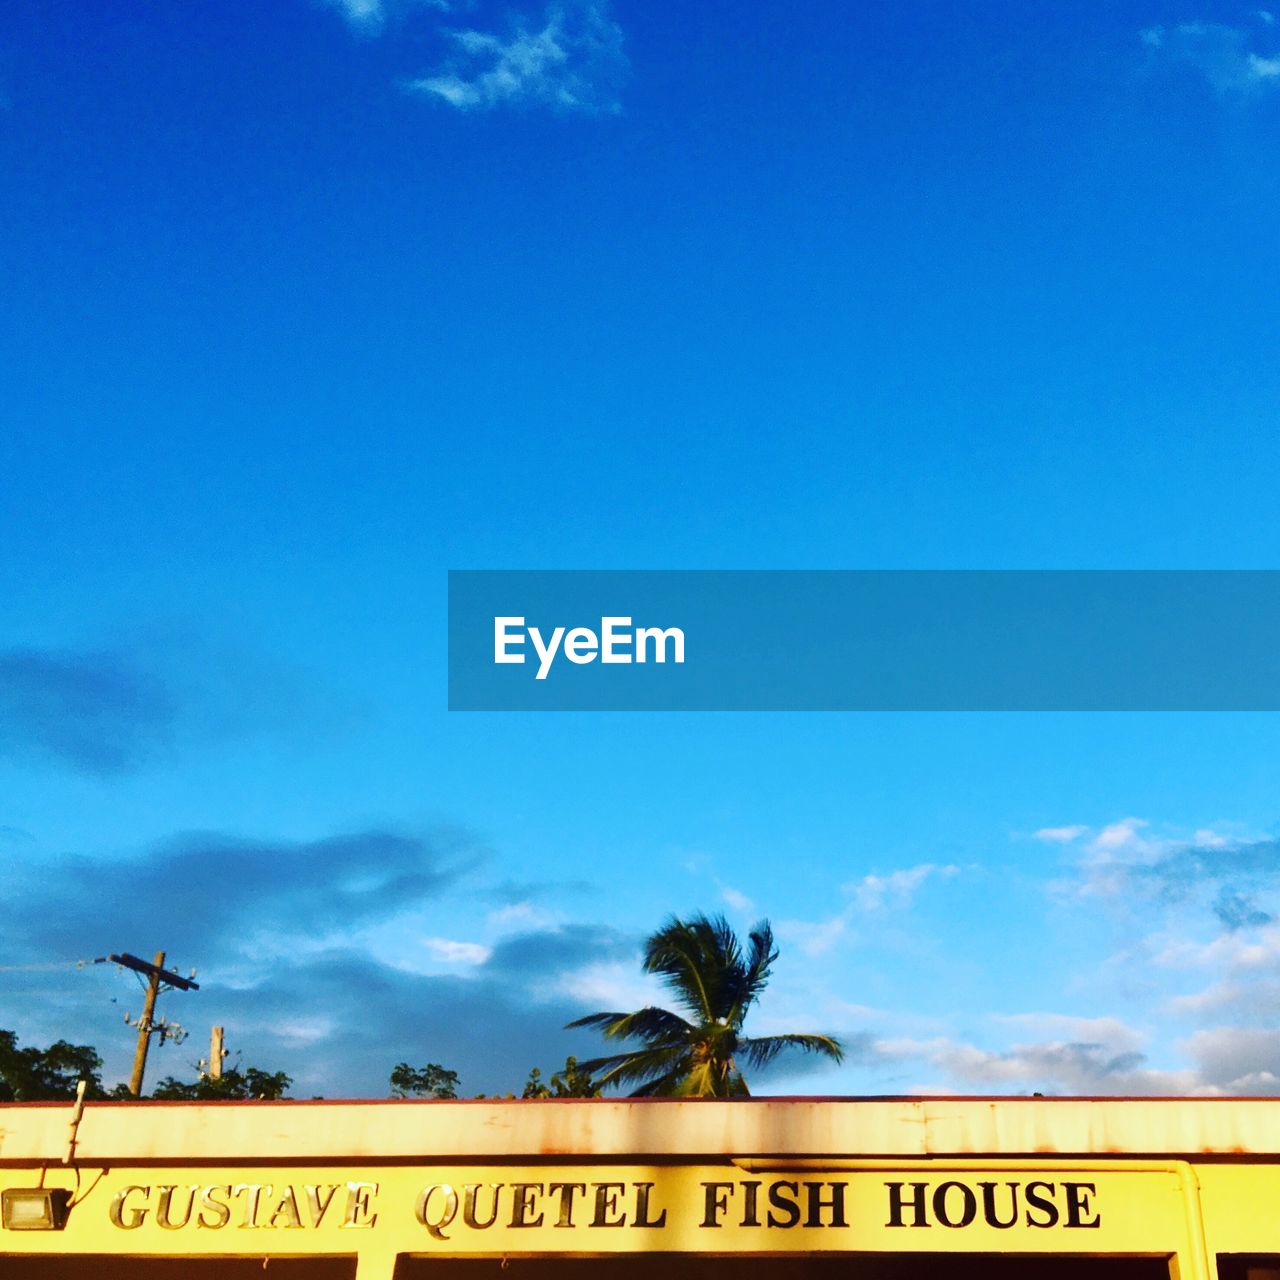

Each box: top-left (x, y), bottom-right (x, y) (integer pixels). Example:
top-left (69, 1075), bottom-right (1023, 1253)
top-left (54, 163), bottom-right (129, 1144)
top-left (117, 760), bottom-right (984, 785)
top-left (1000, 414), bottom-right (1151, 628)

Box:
top-left (210, 1025), bottom-right (225, 1080)
top-left (127, 950), bottom-right (165, 1097)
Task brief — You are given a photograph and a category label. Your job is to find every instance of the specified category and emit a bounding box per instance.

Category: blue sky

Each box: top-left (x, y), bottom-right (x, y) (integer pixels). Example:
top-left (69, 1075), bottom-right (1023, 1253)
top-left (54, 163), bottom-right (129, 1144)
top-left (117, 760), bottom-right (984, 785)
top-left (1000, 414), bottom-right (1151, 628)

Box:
top-left (2, 0), bottom-right (1280, 1097)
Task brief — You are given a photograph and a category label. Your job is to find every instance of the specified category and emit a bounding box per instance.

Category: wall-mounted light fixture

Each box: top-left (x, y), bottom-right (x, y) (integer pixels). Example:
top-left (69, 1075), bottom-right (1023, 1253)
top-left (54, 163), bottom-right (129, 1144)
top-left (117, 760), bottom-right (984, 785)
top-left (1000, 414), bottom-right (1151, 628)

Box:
top-left (1, 1187), bottom-right (72, 1230)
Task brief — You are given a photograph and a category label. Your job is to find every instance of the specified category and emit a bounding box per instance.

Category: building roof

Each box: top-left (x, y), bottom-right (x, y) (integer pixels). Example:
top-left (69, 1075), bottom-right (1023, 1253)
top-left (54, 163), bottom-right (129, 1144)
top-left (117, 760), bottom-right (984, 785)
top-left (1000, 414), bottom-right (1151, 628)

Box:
top-left (2, 1096), bottom-right (1279, 1165)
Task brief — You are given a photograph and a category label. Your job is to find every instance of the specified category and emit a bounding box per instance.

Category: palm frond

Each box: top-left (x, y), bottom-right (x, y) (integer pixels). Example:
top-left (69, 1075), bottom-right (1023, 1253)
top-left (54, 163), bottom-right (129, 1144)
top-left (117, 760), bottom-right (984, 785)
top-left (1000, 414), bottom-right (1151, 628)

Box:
top-left (644, 913), bottom-right (745, 1021)
top-left (672, 1060), bottom-right (718, 1097)
top-left (642, 916), bottom-right (717, 1020)
top-left (565, 1007), bottom-right (695, 1044)
top-left (572, 1046), bottom-right (671, 1076)
top-left (564, 1012), bottom-right (631, 1032)
top-left (743, 921), bottom-right (777, 999)
top-left (724, 919), bottom-right (778, 1028)
top-left (737, 1033), bottom-right (844, 1071)
top-left (627, 1067), bottom-right (688, 1097)
top-left (578, 1044), bottom-right (690, 1089)
top-left (670, 1061), bottom-right (751, 1098)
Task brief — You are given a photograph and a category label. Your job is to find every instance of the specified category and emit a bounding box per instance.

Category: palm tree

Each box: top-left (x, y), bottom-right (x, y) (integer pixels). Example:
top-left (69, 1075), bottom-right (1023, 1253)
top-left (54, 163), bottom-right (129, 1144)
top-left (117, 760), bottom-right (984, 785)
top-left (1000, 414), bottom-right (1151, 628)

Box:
top-left (566, 912), bottom-right (843, 1097)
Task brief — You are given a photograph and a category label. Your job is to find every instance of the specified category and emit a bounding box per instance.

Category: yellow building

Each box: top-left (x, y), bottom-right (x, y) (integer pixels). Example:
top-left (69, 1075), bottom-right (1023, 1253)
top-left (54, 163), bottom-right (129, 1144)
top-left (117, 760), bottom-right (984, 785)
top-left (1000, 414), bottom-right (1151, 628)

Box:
top-left (2, 1095), bottom-right (1279, 1279)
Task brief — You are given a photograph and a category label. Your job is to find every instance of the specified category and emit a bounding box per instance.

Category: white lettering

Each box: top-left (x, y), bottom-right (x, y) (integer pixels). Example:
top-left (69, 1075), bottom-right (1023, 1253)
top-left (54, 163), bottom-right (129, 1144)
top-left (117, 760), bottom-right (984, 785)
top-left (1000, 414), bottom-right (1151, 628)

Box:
top-left (492, 617), bottom-right (683, 679)
top-left (529, 626), bottom-right (566, 681)
top-left (601, 616), bottom-right (633, 663)
top-left (564, 627), bottom-right (599, 664)
top-left (494, 617), bottom-right (526, 664)
top-left (636, 626), bottom-right (685, 664)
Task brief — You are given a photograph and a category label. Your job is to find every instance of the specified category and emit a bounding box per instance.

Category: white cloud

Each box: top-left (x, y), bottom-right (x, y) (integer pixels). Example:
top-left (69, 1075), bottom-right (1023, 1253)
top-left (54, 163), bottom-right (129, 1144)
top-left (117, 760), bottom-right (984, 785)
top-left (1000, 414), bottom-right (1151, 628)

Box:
top-left (487, 900), bottom-right (558, 930)
top-left (1184, 1026), bottom-right (1280, 1093)
top-left (848, 862), bottom-right (959, 911)
top-left (1050, 818), bottom-right (1162, 898)
top-left (825, 997), bottom-right (886, 1021)
top-left (1153, 924), bottom-right (1280, 972)
top-left (423, 936), bottom-right (492, 965)
top-left (1047, 818), bottom-right (1280, 1037)
top-left (272, 1015), bottom-right (336, 1046)
top-left (1034, 824), bottom-right (1090, 843)
top-left (880, 1021), bottom-right (1208, 1096)
top-left (718, 882), bottom-right (754, 913)
top-left (328, 0), bottom-right (386, 31)
top-left (865, 1013), bottom-right (1280, 1095)
top-left (777, 915), bottom-right (848, 958)
top-left (1055, 817), bottom-right (1265, 903)
top-left (777, 863), bottom-right (959, 958)
top-left (875, 1013), bottom-right (1280, 1097)
top-left (325, 0), bottom-right (449, 34)
top-left (1142, 19), bottom-right (1280, 94)
top-left (1094, 816), bottom-right (1150, 851)
top-left (991, 1012), bottom-right (1145, 1047)
top-left (1169, 982), bottom-right (1251, 1016)
top-left (554, 959), bottom-right (663, 1011)
top-left (1193, 827), bottom-right (1232, 848)
top-left (1154, 925), bottom-right (1280, 1020)
top-left (407, 1), bottom-right (626, 113)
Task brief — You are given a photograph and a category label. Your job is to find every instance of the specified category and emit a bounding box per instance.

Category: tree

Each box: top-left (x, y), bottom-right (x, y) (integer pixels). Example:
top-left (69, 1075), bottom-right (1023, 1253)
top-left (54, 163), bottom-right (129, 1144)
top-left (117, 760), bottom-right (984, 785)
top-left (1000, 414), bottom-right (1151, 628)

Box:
top-left (522, 1055), bottom-right (601, 1098)
top-left (390, 1061), bottom-right (459, 1099)
top-left (150, 1065), bottom-right (292, 1100)
top-left (0, 1029), bottom-right (106, 1101)
top-left (567, 913), bottom-right (843, 1097)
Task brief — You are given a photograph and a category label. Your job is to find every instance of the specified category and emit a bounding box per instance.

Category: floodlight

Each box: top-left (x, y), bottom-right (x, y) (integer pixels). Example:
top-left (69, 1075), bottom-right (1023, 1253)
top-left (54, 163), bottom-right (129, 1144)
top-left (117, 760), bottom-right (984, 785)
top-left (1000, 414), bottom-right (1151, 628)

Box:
top-left (1, 1188), bottom-right (72, 1230)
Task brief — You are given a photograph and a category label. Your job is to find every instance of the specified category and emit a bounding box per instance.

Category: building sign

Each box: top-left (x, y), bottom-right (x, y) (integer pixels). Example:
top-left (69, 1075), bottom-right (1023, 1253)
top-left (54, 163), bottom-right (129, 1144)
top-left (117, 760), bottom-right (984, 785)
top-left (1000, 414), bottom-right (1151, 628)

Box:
top-left (29, 1165), bottom-right (1186, 1258)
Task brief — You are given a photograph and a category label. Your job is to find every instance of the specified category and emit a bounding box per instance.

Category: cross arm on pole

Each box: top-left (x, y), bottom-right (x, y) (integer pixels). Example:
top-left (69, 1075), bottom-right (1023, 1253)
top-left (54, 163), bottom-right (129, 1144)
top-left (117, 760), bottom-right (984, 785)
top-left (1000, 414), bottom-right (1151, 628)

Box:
top-left (104, 952), bottom-right (200, 991)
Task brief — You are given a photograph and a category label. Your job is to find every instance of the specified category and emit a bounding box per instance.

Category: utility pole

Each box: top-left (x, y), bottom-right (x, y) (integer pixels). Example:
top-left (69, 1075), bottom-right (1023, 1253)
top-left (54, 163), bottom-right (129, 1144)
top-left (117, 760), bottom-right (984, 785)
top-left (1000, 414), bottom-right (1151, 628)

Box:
top-left (94, 951), bottom-right (199, 1097)
top-left (209, 1025), bottom-right (225, 1081)
top-left (128, 950), bottom-right (166, 1096)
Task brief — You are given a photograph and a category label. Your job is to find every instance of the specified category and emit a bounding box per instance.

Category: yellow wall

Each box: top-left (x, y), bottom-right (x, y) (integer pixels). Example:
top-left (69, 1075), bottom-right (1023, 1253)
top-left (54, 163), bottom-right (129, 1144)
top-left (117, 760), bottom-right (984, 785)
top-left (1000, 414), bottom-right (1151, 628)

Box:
top-left (4, 1099), bottom-right (1280, 1280)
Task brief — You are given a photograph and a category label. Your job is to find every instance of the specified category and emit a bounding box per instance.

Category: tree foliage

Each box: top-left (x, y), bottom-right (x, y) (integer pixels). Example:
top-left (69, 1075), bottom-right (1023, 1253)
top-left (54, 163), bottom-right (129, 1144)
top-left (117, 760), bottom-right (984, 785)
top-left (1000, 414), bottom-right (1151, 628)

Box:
top-left (0, 1029), bottom-right (106, 1101)
top-left (390, 1061), bottom-right (460, 1099)
top-left (0, 1028), bottom-right (290, 1101)
top-left (522, 1055), bottom-right (601, 1098)
top-left (568, 913), bottom-right (843, 1097)
top-left (150, 1065), bottom-right (292, 1100)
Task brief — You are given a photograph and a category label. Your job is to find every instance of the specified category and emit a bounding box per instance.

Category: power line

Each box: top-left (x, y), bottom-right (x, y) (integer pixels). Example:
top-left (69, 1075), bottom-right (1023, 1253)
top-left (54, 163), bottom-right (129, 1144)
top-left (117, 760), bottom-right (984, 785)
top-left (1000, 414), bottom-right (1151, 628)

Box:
top-left (0, 962), bottom-right (88, 973)
top-left (4, 952), bottom-right (201, 1096)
